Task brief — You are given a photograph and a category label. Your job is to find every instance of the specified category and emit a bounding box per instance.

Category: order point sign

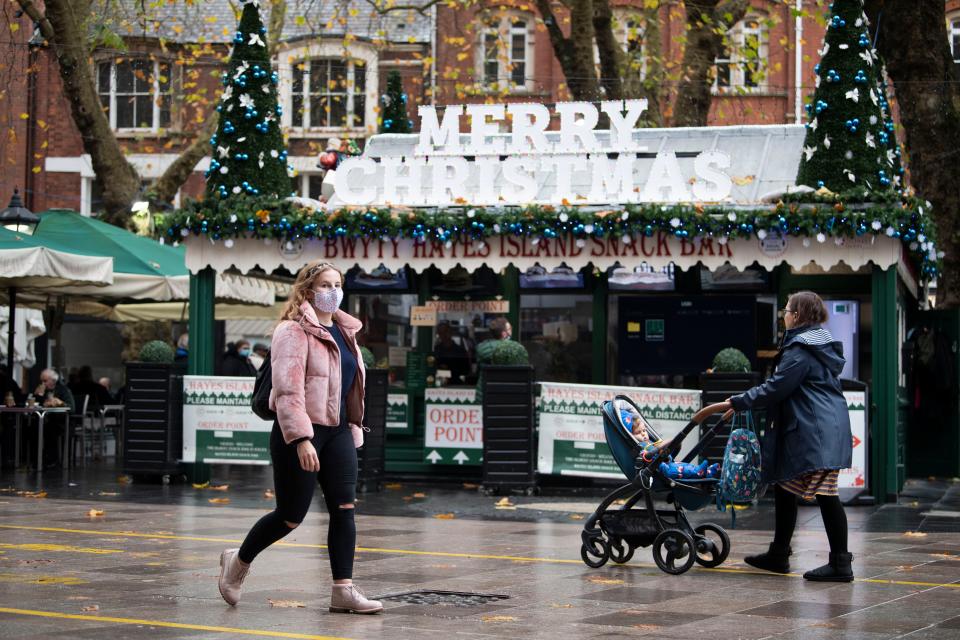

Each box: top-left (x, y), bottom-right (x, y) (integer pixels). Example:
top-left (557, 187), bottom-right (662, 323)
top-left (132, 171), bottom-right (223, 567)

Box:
top-left (423, 388), bottom-right (482, 465)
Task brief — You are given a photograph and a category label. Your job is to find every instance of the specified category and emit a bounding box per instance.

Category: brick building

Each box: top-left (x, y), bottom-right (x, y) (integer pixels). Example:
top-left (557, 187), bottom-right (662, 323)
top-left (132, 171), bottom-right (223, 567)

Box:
top-left (2, 1), bottom-right (959, 215)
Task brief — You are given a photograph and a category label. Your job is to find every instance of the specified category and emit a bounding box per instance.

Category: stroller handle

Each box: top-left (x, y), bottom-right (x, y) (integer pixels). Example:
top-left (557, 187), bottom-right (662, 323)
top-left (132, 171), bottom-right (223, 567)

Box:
top-left (641, 402), bottom-right (732, 462)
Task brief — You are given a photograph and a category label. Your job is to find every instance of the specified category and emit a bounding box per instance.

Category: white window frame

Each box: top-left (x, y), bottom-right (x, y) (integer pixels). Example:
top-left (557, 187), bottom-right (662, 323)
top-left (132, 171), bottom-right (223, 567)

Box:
top-left (290, 59), bottom-right (366, 129)
top-left (97, 59), bottom-right (171, 133)
top-left (713, 15), bottom-right (767, 93)
top-left (950, 15), bottom-right (960, 63)
top-left (277, 41), bottom-right (379, 136)
top-left (475, 14), bottom-right (535, 93)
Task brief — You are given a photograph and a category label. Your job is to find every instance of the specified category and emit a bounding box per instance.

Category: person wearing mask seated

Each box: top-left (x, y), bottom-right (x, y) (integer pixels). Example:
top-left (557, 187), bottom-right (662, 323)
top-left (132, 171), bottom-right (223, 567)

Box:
top-left (221, 341), bottom-right (258, 377)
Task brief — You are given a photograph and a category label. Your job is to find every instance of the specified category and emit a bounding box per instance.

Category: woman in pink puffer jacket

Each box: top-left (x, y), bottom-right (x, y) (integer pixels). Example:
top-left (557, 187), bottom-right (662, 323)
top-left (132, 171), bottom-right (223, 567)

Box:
top-left (218, 261), bottom-right (382, 614)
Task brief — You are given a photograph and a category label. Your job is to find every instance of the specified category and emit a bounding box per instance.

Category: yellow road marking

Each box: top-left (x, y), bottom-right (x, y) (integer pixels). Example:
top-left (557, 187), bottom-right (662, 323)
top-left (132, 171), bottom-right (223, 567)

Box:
top-left (1, 524), bottom-right (958, 589)
top-left (0, 542), bottom-right (123, 555)
top-left (0, 573), bottom-right (87, 585)
top-left (0, 607), bottom-right (351, 639)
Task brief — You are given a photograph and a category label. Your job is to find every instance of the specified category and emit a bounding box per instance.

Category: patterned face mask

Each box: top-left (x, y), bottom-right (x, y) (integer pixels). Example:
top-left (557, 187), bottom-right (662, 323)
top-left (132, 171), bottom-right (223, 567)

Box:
top-left (314, 287), bottom-right (343, 313)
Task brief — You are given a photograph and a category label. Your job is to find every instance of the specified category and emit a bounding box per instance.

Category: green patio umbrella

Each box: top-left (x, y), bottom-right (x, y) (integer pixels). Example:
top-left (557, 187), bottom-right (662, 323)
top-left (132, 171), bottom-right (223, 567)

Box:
top-left (28, 210), bottom-right (273, 306)
top-left (0, 225), bottom-right (114, 372)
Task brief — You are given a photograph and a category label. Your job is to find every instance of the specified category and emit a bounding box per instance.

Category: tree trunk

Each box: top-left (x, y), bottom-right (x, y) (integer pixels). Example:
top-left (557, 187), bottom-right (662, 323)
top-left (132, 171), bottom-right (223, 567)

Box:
top-left (672, 0), bottom-right (748, 127)
top-left (593, 0), bottom-right (622, 101)
top-left (534, 0), bottom-right (600, 101)
top-left (18, 0), bottom-right (140, 226)
top-left (864, 0), bottom-right (960, 307)
top-left (149, 114), bottom-right (219, 206)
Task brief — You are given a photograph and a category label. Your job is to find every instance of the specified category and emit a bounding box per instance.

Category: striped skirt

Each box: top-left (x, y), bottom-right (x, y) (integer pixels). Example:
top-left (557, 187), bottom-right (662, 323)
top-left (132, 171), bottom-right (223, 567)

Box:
top-left (779, 469), bottom-right (839, 501)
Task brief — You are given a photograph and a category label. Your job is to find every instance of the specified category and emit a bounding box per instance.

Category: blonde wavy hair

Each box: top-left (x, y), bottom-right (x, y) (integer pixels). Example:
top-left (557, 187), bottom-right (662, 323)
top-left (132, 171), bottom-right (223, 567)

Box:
top-left (280, 261), bottom-right (344, 321)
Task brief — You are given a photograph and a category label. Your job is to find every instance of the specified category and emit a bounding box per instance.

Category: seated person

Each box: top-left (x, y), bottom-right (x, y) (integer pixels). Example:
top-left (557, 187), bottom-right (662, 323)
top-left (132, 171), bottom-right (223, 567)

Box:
top-left (621, 408), bottom-right (720, 480)
top-left (31, 369), bottom-right (75, 468)
top-left (432, 322), bottom-right (470, 385)
top-left (70, 366), bottom-right (113, 410)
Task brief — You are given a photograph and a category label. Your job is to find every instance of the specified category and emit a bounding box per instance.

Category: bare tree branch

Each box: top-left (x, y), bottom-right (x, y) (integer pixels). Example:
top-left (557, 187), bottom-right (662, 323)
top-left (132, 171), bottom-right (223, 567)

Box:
top-left (361, 0), bottom-right (445, 16)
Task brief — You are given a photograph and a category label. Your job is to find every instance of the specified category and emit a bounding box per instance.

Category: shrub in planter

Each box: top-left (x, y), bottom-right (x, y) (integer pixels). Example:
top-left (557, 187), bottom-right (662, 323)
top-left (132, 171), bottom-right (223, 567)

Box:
top-left (711, 347), bottom-right (751, 373)
top-left (139, 340), bottom-right (175, 364)
top-left (359, 346), bottom-right (375, 369)
top-left (491, 340), bottom-right (530, 365)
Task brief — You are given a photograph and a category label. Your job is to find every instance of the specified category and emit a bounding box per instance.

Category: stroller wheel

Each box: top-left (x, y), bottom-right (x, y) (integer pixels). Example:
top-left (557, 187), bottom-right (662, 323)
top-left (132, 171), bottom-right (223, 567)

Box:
top-left (609, 537), bottom-right (635, 564)
top-left (693, 523), bottom-right (731, 568)
top-left (652, 529), bottom-right (696, 575)
top-left (580, 538), bottom-right (610, 569)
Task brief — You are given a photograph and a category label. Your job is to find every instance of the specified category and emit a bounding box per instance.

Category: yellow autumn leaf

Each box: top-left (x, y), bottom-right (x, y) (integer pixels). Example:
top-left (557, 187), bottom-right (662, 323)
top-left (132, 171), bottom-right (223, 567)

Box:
top-left (433, 513), bottom-right (455, 519)
top-left (551, 603), bottom-right (574, 608)
top-left (731, 175), bottom-right (756, 186)
top-left (295, 16), bottom-right (306, 26)
top-left (31, 166), bottom-right (41, 174)
top-left (268, 599), bottom-right (306, 608)
top-left (412, 492), bottom-right (427, 498)
top-left (462, 482), bottom-right (479, 489)
top-left (903, 531), bottom-right (928, 538)
top-left (208, 497), bottom-right (230, 504)
top-left (481, 615), bottom-right (517, 622)
top-left (81, 604), bottom-right (100, 612)
top-left (87, 509), bottom-right (104, 518)
top-left (9, 23), bottom-right (18, 33)
top-left (263, 490), bottom-right (275, 499)
top-left (192, 481), bottom-right (210, 489)
top-left (117, 475), bottom-right (132, 484)
top-left (98, 491), bottom-right (118, 496)
top-left (18, 113), bottom-right (28, 120)
top-left (207, 484), bottom-right (229, 492)
top-left (569, 513), bottom-right (584, 520)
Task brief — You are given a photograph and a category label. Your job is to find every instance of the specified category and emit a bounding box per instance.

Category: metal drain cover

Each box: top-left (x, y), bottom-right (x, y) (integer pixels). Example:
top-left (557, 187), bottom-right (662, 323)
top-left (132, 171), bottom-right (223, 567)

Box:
top-left (378, 590), bottom-right (509, 607)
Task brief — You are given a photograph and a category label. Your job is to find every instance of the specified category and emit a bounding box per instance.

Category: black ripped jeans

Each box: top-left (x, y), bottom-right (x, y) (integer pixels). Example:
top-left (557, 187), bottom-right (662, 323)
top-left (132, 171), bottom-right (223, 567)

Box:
top-left (238, 422), bottom-right (358, 580)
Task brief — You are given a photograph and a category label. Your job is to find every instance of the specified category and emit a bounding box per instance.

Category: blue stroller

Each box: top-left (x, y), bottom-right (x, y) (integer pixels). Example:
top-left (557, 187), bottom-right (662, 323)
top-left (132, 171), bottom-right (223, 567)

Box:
top-left (580, 395), bottom-right (733, 574)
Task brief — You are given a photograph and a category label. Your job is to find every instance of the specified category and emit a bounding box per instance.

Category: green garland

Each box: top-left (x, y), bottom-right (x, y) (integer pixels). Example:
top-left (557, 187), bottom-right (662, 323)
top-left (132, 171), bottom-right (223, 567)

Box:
top-left (159, 193), bottom-right (939, 279)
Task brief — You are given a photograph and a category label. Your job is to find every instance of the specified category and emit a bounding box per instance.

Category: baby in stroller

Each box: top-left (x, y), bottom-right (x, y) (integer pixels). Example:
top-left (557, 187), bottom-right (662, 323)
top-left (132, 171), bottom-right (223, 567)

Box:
top-left (620, 407), bottom-right (721, 481)
top-left (580, 395), bottom-right (733, 574)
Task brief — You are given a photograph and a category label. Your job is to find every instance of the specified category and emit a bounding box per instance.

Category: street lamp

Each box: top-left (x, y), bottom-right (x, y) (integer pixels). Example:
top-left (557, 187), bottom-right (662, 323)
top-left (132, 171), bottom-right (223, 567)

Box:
top-left (0, 188), bottom-right (40, 233)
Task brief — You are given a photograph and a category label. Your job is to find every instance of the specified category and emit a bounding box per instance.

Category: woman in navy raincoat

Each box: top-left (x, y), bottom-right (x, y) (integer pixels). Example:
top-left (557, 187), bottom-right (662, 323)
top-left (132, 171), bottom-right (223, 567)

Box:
top-left (721, 291), bottom-right (854, 582)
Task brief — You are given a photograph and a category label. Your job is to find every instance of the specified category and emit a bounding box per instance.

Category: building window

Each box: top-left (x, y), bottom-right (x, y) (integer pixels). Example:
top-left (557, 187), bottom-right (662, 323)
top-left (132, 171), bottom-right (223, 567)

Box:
top-left (476, 16), bottom-right (533, 92)
top-left (97, 59), bottom-right (171, 131)
top-left (291, 59), bottom-right (366, 129)
top-left (714, 17), bottom-right (766, 91)
top-left (950, 17), bottom-right (960, 63)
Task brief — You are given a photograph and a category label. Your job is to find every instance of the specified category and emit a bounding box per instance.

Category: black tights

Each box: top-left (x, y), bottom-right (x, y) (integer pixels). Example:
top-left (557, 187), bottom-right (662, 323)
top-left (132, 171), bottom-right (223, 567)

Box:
top-left (773, 484), bottom-right (848, 553)
top-left (238, 423), bottom-right (358, 580)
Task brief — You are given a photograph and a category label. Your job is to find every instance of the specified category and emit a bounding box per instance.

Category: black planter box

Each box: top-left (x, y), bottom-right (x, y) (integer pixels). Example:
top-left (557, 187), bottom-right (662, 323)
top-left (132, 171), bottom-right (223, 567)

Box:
top-left (698, 371), bottom-right (762, 461)
top-left (357, 369), bottom-right (388, 493)
top-left (122, 362), bottom-right (187, 477)
top-left (481, 365), bottom-right (537, 495)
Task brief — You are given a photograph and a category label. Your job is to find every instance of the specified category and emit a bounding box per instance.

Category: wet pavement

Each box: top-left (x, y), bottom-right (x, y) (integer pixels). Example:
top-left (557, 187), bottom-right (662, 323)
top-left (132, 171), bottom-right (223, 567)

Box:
top-left (0, 465), bottom-right (958, 639)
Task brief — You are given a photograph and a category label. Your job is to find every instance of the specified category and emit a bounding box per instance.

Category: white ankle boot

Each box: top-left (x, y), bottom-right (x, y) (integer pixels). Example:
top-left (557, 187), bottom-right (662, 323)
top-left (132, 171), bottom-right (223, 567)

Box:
top-left (330, 583), bottom-right (383, 614)
top-left (218, 548), bottom-right (250, 606)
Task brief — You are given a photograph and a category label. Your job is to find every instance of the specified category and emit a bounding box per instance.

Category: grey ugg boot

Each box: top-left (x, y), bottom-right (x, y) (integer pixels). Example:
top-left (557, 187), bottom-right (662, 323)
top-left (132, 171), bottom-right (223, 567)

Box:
top-left (218, 548), bottom-right (250, 606)
top-left (744, 543), bottom-right (792, 574)
top-left (330, 583), bottom-right (384, 614)
top-left (803, 552), bottom-right (854, 582)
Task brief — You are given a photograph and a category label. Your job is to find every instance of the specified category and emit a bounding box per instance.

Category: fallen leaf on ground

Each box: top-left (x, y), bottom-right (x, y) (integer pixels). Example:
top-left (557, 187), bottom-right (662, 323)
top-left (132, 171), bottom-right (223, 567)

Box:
top-left (86, 509), bottom-right (104, 518)
top-left (385, 482), bottom-right (402, 490)
top-left (481, 615), bottom-right (516, 622)
top-left (81, 604), bottom-right (100, 612)
top-left (587, 576), bottom-right (625, 585)
top-left (612, 499), bottom-right (627, 506)
top-left (66, 596), bottom-right (93, 601)
top-left (129, 552), bottom-right (160, 558)
top-left (146, 562), bottom-right (167, 566)
top-left (631, 624), bottom-right (660, 630)
top-left (550, 603), bottom-right (574, 608)
top-left (903, 531), bottom-right (928, 538)
top-left (117, 475), bottom-right (132, 484)
top-left (412, 492), bottom-right (427, 498)
top-left (98, 491), bottom-right (119, 497)
top-left (268, 599), bottom-right (306, 608)
top-left (22, 491), bottom-right (46, 499)
top-left (192, 481), bottom-right (210, 489)
top-left (208, 498), bottom-right (230, 504)
top-left (433, 513), bottom-right (455, 519)
top-left (495, 497), bottom-right (514, 507)
top-left (263, 490), bottom-right (275, 499)
top-left (208, 484), bottom-right (229, 491)
top-left (569, 514), bottom-right (584, 520)
top-left (462, 482), bottom-right (479, 489)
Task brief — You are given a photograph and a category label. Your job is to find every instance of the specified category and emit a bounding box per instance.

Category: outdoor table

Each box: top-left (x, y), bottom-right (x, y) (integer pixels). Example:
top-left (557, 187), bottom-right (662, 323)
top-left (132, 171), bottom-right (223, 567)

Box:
top-left (0, 406), bottom-right (71, 472)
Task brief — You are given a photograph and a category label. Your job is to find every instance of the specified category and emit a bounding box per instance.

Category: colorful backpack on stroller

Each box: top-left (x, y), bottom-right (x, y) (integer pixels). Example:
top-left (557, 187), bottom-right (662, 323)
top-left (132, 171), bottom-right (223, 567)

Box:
top-left (717, 411), bottom-right (763, 525)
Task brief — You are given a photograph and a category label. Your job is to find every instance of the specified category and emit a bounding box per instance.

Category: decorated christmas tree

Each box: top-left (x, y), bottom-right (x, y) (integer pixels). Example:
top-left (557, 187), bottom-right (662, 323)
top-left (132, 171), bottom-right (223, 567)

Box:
top-left (205, 0), bottom-right (292, 199)
top-left (796, 0), bottom-right (899, 193)
top-left (874, 60), bottom-right (905, 190)
top-left (379, 70), bottom-right (412, 134)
